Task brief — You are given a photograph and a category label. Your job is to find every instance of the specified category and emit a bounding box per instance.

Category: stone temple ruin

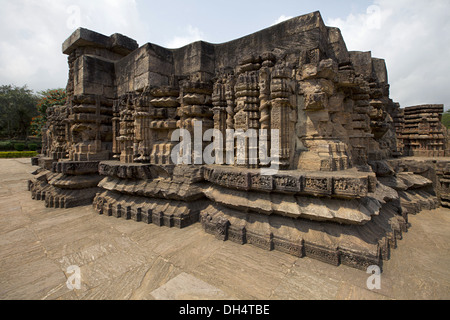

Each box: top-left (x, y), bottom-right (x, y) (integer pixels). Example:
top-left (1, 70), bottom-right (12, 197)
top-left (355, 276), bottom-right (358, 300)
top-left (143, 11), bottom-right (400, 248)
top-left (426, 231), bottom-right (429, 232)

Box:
top-left (29, 11), bottom-right (450, 271)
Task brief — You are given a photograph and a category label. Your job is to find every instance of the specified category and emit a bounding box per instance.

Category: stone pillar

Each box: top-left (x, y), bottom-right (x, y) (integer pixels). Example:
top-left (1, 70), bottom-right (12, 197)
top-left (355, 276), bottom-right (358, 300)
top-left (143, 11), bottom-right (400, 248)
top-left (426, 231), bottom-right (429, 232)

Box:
top-left (148, 86), bottom-right (179, 165)
top-left (225, 75), bottom-right (236, 165)
top-left (234, 55), bottom-right (261, 168)
top-left (225, 75), bottom-right (236, 131)
top-left (118, 95), bottom-right (135, 163)
top-left (133, 94), bottom-right (152, 163)
top-left (349, 80), bottom-right (372, 166)
top-left (46, 105), bottom-right (69, 160)
top-left (212, 78), bottom-right (227, 164)
top-left (258, 66), bottom-right (272, 131)
top-left (112, 99), bottom-right (121, 159)
top-left (177, 80), bottom-right (214, 165)
top-left (270, 67), bottom-right (294, 170)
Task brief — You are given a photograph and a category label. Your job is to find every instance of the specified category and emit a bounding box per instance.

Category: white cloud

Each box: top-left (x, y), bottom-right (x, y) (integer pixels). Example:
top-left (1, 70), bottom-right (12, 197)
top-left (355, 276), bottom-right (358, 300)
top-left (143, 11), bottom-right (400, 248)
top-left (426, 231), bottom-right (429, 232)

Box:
top-left (272, 15), bottom-right (294, 26)
top-left (0, 0), bottom-right (148, 92)
top-left (0, 1), bottom-right (66, 91)
top-left (327, 0), bottom-right (450, 109)
top-left (164, 25), bottom-right (205, 48)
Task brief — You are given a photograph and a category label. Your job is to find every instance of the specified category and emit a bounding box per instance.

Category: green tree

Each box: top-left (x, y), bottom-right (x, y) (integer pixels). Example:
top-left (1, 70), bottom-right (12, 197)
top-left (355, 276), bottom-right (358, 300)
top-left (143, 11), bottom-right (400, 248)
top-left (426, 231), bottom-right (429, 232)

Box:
top-left (0, 85), bottom-right (38, 139)
top-left (442, 110), bottom-right (450, 129)
top-left (30, 88), bottom-right (66, 137)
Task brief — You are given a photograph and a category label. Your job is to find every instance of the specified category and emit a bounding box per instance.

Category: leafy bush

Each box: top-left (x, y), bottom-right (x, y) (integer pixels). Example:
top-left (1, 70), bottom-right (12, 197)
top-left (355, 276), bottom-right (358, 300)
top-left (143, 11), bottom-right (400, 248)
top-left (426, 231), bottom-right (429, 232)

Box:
top-left (28, 143), bottom-right (38, 151)
top-left (0, 151), bottom-right (38, 158)
top-left (13, 143), bottom-right (26, 151)
top-left (0, 141), bottom-right (13, 151)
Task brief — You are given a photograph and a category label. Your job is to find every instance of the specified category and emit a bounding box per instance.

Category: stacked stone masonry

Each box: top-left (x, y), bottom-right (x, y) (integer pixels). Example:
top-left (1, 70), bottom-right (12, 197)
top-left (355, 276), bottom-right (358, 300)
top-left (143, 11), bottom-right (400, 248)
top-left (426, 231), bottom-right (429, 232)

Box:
top-left (29, 11), bottom-right (449, 271)
top-left (394, 104), bottom-right (449, 157)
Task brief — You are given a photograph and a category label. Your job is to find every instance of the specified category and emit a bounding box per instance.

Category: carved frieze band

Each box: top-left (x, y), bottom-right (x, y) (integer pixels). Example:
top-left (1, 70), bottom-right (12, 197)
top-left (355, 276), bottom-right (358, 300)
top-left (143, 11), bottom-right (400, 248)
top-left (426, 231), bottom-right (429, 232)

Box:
top-left (204, 167), bottom-right (373, 198)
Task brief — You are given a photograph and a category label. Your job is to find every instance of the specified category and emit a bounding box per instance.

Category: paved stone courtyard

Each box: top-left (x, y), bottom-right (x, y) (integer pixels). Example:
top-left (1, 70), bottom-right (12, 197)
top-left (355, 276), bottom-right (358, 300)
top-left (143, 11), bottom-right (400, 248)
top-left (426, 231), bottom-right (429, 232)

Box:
top-left (1, 158), bottom-right (449, 300)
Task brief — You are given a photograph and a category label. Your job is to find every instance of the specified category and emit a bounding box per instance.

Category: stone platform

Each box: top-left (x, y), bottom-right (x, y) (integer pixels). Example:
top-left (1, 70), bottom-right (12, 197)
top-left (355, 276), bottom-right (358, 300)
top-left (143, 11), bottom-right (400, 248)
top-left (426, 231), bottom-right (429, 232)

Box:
top-left (28, 157), bottom-right (443, 271)
top-left (2, 159), bottom-right (450, 300)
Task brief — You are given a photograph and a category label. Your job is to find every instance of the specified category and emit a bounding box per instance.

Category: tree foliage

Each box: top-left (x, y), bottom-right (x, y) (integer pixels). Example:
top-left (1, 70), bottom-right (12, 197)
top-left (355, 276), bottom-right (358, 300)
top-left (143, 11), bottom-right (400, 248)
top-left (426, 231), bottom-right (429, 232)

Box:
top-left (36, 88), bottom-right (67, 115)
top-left (30, 88), bottom-right (66, 137)
top-left (442, 110), bottom-right (450, 129)
top-left (0, 85), bottom-right (38, 139)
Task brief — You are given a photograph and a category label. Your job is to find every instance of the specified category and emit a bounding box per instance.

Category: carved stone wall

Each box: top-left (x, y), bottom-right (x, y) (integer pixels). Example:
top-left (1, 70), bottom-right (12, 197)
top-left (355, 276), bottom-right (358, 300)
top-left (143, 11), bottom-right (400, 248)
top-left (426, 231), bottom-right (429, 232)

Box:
top-left (396, 105), bottom-right (449, 157)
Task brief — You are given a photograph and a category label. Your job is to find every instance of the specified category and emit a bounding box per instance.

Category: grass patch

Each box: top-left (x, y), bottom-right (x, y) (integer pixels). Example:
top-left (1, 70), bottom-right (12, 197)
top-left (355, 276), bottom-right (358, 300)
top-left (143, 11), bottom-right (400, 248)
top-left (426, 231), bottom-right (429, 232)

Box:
top-left (0, 151), bottom-right (38, 158)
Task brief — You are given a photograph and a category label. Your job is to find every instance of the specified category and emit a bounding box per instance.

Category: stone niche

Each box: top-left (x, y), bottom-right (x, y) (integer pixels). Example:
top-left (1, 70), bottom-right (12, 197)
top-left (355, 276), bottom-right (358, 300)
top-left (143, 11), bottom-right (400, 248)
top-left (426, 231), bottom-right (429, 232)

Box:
top-left (30, 11), bottom-right (449, 271)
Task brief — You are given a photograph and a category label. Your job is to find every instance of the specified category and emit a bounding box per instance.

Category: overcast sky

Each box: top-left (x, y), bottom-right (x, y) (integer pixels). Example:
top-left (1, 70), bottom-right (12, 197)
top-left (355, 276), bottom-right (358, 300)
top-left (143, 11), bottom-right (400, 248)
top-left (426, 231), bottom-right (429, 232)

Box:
top-left (0, 0), bottom-right (449, 110)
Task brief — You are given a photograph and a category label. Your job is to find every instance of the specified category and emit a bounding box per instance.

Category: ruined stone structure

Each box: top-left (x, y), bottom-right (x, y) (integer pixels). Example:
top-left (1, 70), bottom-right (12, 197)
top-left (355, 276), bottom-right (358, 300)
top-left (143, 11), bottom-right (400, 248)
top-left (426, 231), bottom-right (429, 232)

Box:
top-left (394, 104), bottom-right (449, 157)
top-left (29, 12), bottom-right (449, 271)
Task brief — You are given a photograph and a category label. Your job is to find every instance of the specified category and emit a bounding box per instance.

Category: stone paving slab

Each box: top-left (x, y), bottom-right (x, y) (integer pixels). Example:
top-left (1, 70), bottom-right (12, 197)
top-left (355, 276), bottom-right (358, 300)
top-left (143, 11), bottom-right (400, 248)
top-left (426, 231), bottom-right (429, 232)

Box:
top-left (0, 159), bottom-right (449, 300)
top-left (150, 272), bottom-right (234, 300)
